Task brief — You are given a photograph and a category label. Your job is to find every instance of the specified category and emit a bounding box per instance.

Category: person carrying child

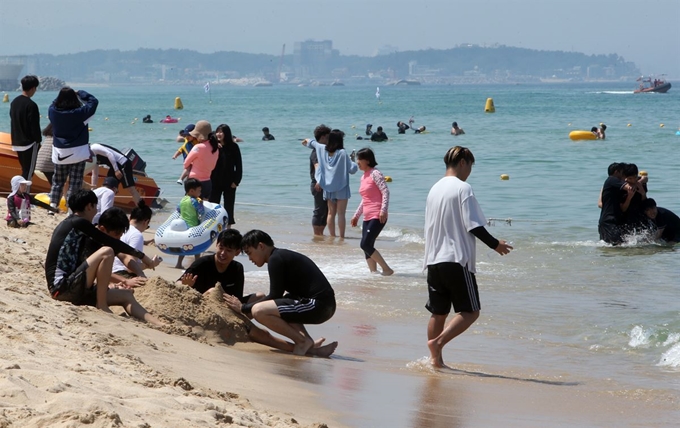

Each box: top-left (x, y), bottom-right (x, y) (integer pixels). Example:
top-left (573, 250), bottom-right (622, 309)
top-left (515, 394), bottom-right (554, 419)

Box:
top-left (6, 175), bottom-right (59, 227)
top-left (175, 178), bottom-right (204, 269)
top-left (172, 123), bottom-right (196, 184)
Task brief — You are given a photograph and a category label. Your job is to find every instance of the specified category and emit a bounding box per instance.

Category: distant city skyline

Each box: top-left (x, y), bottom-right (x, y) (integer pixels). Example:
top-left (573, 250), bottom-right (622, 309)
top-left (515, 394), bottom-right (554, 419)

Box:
top-left (1, 0), bottom-right (678, 77)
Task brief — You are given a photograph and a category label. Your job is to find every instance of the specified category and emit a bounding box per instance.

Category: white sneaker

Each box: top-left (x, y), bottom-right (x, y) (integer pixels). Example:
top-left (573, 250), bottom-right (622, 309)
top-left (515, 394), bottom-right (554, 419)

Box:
top-left (176, 179), bottom-right (183, 185)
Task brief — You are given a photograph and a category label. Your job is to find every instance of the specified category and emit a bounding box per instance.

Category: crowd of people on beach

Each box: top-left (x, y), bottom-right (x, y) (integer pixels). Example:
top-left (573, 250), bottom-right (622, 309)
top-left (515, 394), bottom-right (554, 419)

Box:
top-left (5, 74), bottom-right (675, 367)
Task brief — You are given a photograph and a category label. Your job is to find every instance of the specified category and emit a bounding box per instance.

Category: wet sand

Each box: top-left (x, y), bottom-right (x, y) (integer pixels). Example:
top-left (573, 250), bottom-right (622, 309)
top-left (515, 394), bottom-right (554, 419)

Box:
top-left (1, 201), bottom-right (677, 427)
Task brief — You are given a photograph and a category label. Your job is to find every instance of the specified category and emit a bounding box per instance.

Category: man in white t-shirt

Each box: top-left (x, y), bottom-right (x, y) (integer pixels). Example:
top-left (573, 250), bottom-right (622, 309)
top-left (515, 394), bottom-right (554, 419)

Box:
top-left (423, 146), bottom-right (513, 368)
top-left (93, 177), bottom-right (119, 224)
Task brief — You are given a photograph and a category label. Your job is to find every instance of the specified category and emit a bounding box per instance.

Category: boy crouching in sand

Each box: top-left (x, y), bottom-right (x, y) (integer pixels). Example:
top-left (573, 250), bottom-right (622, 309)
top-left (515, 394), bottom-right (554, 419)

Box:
top-left (179, 229), bottom-right (336, 357)
top-left (45, 189), bottom-right (163, 326)
top-left (223, 230), bottom-right (338, 357)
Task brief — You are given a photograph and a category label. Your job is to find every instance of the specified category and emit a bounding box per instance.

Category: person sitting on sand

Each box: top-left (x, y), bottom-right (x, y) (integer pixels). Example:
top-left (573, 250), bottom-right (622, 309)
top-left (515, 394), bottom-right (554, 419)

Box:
top-left (450, 122), bottom-right (465, 136)
top-left (223, 230), bottom-right (338, 357)
top-left (111, 201), bottom-right (155, 279)
top-left (93, 207), bottom-right (153, 290)
top-left (45, 189), bottom-right (163, 325)
top-left (93, 177), bottom-right (119, 224)
top-left (6, 175), bottom-right (59, 227)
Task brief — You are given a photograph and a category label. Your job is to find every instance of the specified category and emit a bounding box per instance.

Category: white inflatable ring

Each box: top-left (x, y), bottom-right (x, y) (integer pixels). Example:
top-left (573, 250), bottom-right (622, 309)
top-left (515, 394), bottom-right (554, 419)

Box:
top-left (155, 201), bottom-right (228, 255)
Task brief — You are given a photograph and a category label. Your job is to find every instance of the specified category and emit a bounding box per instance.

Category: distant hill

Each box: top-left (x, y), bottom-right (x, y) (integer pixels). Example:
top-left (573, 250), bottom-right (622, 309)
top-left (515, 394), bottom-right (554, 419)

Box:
top-left (23, 45), bottom-right (639, 84)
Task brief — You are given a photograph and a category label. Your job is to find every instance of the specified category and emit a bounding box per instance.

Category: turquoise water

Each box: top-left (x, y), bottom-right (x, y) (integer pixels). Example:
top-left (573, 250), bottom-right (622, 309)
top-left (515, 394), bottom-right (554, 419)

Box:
top-left (2, 83), bottom-right (679, 423)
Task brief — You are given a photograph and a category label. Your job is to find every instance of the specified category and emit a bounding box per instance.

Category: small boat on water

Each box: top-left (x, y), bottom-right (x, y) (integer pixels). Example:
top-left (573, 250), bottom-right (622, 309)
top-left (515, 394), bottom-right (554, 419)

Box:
top-left (634, 76), bottom-right (671, 93)
top-left (0, 132), bottom-right (166, 211)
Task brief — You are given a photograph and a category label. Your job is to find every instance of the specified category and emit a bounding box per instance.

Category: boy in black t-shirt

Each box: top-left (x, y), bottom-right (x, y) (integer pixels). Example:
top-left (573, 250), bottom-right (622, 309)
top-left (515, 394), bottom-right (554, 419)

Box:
top-left (45, 190), bottom-right (163, 325)
top-left (224, 229), bottom-right (338, 357)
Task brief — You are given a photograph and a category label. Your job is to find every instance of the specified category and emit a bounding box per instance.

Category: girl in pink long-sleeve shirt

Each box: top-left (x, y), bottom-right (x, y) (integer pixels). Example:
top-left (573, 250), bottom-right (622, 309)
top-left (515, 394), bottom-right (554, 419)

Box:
top-left (183, 120), bottom-right (219, 199)
top-left (350, 148), bottom-right (393, 276)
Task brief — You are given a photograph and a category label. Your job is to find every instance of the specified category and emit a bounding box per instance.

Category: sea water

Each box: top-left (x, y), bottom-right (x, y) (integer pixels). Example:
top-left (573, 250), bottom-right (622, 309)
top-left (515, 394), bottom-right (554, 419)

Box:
top-left (2, 82), bottom-right (679, 423)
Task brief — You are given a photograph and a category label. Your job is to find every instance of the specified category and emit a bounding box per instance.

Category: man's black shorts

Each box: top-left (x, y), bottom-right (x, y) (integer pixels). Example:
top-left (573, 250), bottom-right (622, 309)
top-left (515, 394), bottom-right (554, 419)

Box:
top-left (275, 293), bottom-right (336, 324)
top-left (109, 161), bottom-right (135, 189)
top-left (426, 262), bottom-right (480, 315)
top-left (51, 261), bottom-right (97, 307)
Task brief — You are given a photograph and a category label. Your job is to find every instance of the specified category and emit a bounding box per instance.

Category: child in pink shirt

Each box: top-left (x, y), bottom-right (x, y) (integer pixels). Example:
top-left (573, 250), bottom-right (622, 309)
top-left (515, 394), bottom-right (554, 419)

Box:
top-left (350, 148), bottom-right (393, 275)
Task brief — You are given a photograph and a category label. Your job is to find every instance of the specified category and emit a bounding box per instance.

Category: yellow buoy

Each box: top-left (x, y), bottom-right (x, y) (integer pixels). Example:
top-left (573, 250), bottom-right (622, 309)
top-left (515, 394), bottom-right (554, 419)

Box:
top-left (627, 123), bottom-right (631, 127)
top-left (500, 174), bottom-right (509, 180)
top-left (34, 193), bottom-right (67, 212)
top-left (639, 170), bottom-right (648, 177)
top-left (175, 97), bottom-right (184, 110)
top-left (351, 125), bottom-right (356, 129)
top-left (104, 117), bottom-right (109, 121)
top-left (660, 124), bottom-right (664, 127)
top-left (485, 98), bottom-right (495, 113)
top-left (88, 128), bottom-right (93, 131)
top-left (385, 176), bottom-right (393, 182)
top-left (2, 93), bottom-right (8, 103)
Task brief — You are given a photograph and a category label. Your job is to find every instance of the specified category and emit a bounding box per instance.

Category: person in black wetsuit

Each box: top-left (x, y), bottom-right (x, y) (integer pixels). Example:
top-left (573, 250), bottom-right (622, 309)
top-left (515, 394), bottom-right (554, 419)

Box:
top-left (44, 189), bottom-right (163, 325)
top-left (223, 229), bottom-right (338, 357)
top-left (370, 126), bottom-right (388, 142)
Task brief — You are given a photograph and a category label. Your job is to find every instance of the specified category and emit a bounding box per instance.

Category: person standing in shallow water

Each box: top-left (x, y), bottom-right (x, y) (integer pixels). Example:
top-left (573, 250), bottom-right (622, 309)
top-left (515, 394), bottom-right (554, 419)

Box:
top-left (303, 129), bottom-right (358, 238)
top-left (209, 124), bottom-right (242, 229)
top-left (350, 148), bottom-right (393, 275)
top-left (423, 146), bottom-right (513, 368)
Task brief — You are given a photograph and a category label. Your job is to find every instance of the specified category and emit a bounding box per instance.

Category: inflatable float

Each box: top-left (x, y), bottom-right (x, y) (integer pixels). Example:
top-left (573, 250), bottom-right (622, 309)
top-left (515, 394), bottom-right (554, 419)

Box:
top-left (155, 201), bottom-right (228, 256)
top-left (569, 130), bottom-right (597, 141)
top-left (160, 116), bottom-right (179, 123)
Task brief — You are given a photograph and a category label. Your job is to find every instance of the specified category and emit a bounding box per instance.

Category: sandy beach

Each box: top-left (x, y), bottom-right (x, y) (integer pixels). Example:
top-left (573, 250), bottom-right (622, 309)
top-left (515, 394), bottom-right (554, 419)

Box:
top-left (1, 198), bottom-right (678, 427)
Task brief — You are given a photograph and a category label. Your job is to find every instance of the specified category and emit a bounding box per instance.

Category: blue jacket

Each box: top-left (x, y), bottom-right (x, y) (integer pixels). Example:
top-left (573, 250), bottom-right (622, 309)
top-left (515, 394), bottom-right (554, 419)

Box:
top-left (49, 90), bottom-right (99, 149)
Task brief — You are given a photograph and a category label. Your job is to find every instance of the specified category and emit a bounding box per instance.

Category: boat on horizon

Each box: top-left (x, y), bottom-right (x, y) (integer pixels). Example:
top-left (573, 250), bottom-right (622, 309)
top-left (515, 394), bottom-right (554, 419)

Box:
top-left (634, 76), bottom-right (671, 93)
top-left (0, 132), bottom-right (166, 211)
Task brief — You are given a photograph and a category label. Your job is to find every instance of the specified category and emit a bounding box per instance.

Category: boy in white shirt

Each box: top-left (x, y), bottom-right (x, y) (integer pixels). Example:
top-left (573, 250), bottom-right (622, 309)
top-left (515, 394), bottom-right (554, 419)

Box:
top-left (93, 177), bottom-right (119, 224)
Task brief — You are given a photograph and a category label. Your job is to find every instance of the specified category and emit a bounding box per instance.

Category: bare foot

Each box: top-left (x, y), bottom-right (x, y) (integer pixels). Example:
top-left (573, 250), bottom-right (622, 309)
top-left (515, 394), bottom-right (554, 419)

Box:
top-left (427, 338), bottom-right (446, 368)
top-left (293, 338), bottom-right (315, 356)
top-left (309, 341), bottom-right (338, 358)
top-left (381, 268), bottom-right (394, 276)
top-left (314, 337), bottom-right (326, 347)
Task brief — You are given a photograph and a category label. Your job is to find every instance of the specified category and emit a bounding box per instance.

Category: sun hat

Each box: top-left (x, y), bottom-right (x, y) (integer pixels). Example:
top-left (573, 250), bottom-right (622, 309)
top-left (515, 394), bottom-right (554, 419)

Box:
top-left (189, 120), bottom-right (212, 141)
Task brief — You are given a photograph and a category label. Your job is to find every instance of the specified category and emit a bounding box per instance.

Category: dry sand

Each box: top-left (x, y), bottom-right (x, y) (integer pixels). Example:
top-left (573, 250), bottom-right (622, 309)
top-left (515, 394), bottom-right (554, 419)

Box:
top-left (2, 198), bottom-right (678, 427)
top-left (0, 199), bottom-right (337, 428)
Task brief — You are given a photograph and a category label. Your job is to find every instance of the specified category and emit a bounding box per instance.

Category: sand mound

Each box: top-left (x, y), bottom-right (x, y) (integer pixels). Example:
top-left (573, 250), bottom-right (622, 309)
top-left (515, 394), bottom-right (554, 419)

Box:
top-left (134, 277), bottom-right (250, 345)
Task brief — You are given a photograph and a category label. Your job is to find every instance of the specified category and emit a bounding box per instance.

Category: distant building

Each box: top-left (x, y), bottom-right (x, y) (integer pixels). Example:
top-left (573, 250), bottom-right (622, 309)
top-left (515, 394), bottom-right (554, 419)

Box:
top-left (0, 56), bottom-right (25, 91)
top-left (293, 40), bottom-right (339, 78)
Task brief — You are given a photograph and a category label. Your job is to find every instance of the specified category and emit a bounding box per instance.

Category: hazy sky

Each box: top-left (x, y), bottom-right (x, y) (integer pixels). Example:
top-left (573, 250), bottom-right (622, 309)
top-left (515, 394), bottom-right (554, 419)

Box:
top-left (1, 0), bottom-right (679, 76)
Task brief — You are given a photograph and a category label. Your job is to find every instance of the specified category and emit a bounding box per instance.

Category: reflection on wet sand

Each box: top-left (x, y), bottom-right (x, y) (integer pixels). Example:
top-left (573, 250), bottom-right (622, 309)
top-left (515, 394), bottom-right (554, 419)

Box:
top-left (411, 376), bottom-right (465, 428)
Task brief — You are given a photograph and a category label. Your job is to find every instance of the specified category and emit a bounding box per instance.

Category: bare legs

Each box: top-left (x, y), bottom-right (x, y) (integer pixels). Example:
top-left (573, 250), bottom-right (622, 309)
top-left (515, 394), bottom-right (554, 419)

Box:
top-left (367, 250), bottom-right (393, 276)
top-left (250, 300), bottom-right (338, 356)
top-left (427, 311), bottom-right (479, 368)
top-left (326, 199), bottom-right (349, 238)
top-left (84, 246), bottom-right (163, 326)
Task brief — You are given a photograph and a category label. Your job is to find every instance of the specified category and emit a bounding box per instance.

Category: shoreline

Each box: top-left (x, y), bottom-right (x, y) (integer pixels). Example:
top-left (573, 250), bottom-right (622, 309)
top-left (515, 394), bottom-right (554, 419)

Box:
top-left (1, 199), bottom-right (678, 427)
